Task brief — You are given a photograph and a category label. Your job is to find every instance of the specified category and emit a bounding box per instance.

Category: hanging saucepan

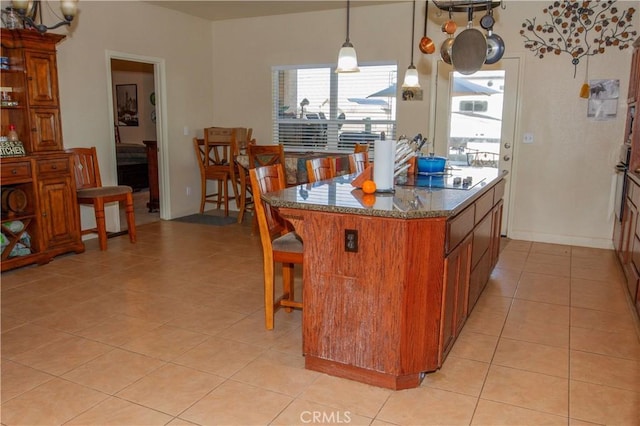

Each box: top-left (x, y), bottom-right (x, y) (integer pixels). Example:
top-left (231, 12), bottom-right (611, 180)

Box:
top-left (419, 0), bottom-right (435, 54)
top-left (479, 1), bottom-right (495, 30)
top-left (451, 9), bottom-right (487, 75)
top-left (440, 35), bottom-right (455, 65)
top-left (441, 20), bottom-right (457, 35)
top-left (441, 7), bottom-right (457, 35)
top-left (485, 30), bottom-right (505, 64)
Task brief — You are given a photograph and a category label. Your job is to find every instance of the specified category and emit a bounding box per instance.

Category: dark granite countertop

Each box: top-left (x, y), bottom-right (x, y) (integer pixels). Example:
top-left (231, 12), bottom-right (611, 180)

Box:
top-left (262, 167), bottom-right (506, 219)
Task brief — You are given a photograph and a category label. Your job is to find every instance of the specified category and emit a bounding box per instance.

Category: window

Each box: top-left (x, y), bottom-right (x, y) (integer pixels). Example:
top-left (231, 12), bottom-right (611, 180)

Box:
top-left (458, 100), bottom-right (488, 113)
top-left (272, 63), bottom-right (397, 152)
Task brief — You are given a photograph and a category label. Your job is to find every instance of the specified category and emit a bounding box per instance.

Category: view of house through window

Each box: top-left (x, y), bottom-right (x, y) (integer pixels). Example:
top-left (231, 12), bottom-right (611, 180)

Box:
top-left (273, 63), bottom-right (397, 152)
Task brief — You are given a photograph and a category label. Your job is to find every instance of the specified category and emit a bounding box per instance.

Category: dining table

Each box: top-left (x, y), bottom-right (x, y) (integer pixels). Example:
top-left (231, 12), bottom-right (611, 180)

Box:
top-left (234, 150), bottom-right (351, 223)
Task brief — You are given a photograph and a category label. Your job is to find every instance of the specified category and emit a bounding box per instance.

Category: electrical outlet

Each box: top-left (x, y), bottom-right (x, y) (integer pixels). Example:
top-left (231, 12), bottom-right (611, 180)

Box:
top-left (345, 229), bottom-right (358, 253)
top-left (523, 132), bottom-right (534, 144)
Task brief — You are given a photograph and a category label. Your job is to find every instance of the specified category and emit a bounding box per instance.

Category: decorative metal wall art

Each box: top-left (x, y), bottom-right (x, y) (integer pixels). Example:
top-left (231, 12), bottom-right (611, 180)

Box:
top-left (520, 1), bottom-right (637, 76)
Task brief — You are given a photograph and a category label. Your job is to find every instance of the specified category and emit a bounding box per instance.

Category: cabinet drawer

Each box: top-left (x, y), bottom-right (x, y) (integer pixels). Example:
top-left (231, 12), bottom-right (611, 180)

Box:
top-left (36, 157), bottom-right (69, 175)
top-left (1, 160), bottom-right (32, 182)
top-left (446, 205), bottom-right (474, 253)
top-left (475, 188), bottom-right (494, 224)
top-left (472, 212), bottom-right (492, 268)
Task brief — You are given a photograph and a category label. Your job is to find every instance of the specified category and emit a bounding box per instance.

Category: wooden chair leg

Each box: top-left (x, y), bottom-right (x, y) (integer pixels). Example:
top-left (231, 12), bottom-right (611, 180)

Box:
top-left (222, 177), bottom-right (229, 216)
top-left (216, 179), bottom-right (223, 211)
top-left (264, 258), bottom-right (275, 330)
top-left (94, 199), bottom-right (107, 251)
top-left (124, 193), bottom-right (137, 244)
top-left (199, 178), bottom-right (206, 213)
top-left (237, 173), bottom-right (246, 224)
top-left (282, 262), bottom-right (295, 313)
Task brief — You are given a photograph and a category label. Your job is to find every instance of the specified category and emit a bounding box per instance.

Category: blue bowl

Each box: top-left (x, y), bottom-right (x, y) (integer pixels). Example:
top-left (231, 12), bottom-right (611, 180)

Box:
top-left (417, 155), bottom-right (447, 174)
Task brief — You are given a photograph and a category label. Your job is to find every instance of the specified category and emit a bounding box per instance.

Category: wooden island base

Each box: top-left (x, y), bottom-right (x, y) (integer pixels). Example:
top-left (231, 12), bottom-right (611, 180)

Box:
top-left (270, 172), bottom-right (505, 390)
top-left (305, 356), bottom-right (425, 390)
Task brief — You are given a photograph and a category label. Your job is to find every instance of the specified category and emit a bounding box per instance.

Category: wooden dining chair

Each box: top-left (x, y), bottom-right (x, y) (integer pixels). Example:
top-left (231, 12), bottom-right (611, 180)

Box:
top-left (249, 163), bottom-right (303, 330)
top-left (238, 143), bottom-right (287, 231)
top-left (247, 143), bottom-right (286, 169)
top-left (348, 152), bottom-right (369, 174)
top-left (195, 127), bottom-right (239, 216)
top-left (231, 128), bottom-right (255, 224)
top-left (354, 142), bottom-right (370, 163)
top-left (306, 157), bottom-right (336, 183)
top-left (66, 147), bottom-right (136, 251)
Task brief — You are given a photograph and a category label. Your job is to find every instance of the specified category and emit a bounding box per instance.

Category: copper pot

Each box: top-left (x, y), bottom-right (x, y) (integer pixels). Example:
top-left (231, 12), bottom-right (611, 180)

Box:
top-left (441, 20), bottom-right (457, 35)
top-left (419, 36), bottom-right (435, 54)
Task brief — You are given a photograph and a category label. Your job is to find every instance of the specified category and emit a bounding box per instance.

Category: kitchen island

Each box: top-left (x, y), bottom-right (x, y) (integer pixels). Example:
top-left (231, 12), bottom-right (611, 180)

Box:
top-left (263, 167), bottom-right (506, 390)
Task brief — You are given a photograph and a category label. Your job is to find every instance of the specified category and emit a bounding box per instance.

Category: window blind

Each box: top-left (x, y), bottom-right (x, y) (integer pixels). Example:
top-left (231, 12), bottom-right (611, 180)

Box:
top-left (272, 63), bottom-right (398, 153)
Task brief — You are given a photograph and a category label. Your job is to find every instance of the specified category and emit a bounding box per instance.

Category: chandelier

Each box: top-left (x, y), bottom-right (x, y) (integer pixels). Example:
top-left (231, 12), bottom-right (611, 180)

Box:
top-left (9, 0), bottom-right (79, 34)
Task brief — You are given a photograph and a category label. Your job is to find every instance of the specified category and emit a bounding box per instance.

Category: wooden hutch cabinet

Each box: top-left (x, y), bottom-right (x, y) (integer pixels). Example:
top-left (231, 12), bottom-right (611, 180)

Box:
top-left (1, 29), bottom-right (83, 272)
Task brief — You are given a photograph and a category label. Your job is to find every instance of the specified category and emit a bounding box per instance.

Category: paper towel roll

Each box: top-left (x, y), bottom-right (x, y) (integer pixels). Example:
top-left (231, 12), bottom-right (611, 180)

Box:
top-left (373, 139), bottom-right (396, 192)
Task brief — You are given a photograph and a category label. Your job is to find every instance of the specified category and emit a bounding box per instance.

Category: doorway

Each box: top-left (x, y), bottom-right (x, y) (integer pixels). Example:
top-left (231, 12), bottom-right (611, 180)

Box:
top-left (432, 57), bottom-right (521, 235)
top-left (106, 52), bottom-right (167, 227)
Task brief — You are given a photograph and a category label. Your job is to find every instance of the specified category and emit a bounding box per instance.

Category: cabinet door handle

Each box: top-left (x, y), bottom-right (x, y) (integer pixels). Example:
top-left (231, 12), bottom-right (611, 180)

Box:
top-left (51, 164), bottom-right (57, 169)
top-left (11, 169), bottom-right (17, 174)
top-left (31, 128), bottom-right (37, 132)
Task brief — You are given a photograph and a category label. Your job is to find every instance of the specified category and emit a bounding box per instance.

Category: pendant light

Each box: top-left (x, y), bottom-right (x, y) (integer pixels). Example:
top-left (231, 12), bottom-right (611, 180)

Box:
top-left (336, 0), bottom-right (359, 73)
top-left (402, 0), bottom-right (420, 88)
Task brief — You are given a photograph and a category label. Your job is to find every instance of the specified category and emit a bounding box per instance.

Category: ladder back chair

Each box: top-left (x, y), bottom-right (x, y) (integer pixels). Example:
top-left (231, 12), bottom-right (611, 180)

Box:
top-left (66, 147), bottom-right (136, 251)
top-left (232, 128), bottom-right (256, 224)
top-left (348, 152), bottom-right (369, 174)
top-left (249, 163), bottom-right (303, 330)
top-left (195, 127), bottom-right (240, 215)
top-left (240, 143), bottom-right (286, 231)
top-left (306, 157), bottom-right (336, 183)
top-left (353, 142), bottom-right (370, 162)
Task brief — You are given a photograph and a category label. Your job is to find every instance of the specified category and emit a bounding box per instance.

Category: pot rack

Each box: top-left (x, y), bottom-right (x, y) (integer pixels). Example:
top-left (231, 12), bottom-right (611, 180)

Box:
top-left (432, 0), bottom-right (501, 13)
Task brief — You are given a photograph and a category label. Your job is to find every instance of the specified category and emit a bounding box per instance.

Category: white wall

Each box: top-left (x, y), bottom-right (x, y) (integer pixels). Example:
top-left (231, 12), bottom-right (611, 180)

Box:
top-left (51, 1), bottom-right (215, 226)
top-left (210, 1), bottom-right (636, 249)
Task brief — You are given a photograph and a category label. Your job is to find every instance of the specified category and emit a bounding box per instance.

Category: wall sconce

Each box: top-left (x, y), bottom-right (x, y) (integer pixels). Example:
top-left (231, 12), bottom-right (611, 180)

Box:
top-left (10, 0), bottom-right (78, 34)
top-left (336, 0), bottom-right (359, 73)
top-left (402, 0), bottom-right (420, 89)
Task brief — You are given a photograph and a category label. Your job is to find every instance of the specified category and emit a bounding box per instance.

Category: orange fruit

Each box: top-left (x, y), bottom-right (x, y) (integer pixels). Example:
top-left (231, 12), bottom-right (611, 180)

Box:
top-left (362, 179), bottom-right (376, 194)
top-left (362, 194), bottom-right (376, 207)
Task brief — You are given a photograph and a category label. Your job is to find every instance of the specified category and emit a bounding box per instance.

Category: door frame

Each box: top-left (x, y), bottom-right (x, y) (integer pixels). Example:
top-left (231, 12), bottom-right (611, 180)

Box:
top-left (105, 50), bottom-right (171, 221)
top-left (429, 55), bottom-right (524, 237)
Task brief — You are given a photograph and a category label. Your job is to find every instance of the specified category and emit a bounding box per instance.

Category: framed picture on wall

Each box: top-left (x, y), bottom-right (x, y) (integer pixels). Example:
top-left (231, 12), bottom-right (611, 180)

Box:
top-left (116, 84), bottom-right (139, 126)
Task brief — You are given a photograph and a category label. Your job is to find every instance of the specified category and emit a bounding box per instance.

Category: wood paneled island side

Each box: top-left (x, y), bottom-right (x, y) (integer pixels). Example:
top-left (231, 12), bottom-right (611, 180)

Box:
top-left (262, 168), bottom-right (506, 390)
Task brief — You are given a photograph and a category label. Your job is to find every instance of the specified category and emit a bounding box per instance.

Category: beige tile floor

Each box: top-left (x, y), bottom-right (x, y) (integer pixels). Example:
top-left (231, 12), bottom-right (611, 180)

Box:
top-left (1, 218), bottom-right (639, 425)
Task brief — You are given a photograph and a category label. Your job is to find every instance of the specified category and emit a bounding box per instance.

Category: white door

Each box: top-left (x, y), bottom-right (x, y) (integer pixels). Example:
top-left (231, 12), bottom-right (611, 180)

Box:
top-left (432, 57), bottom-right (521, 235)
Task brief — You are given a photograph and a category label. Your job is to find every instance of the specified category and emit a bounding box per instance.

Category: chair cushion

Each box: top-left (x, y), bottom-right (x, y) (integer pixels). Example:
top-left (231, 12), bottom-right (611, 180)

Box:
top-left (272, 232), bottom-right (303, 253)
top-left (77, 185), bottom-right (133, 198)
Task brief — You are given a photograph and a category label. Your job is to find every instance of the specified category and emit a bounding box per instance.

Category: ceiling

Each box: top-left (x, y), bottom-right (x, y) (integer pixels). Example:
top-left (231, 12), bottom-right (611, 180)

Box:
top-left (144, 1), bottom-right (404, 22)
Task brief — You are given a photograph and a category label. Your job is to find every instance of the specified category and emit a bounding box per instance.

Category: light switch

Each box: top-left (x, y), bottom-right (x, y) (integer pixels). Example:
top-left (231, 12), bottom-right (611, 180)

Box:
top-left (183, 126), bottom-right (189, 136)
top-left (523, 133), bottom-right (534, 144)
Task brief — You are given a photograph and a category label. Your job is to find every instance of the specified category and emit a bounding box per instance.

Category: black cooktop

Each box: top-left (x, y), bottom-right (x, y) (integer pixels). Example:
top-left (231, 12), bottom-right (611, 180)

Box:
top-left (397, 172), bottom-right (485, 190)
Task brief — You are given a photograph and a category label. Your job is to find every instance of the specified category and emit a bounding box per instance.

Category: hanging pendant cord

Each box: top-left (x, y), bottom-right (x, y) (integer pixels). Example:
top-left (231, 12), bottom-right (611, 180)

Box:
top-left (423, 1), bottom-right (429, 38)
top-left (410, 0), bottom-right (416, 65)
top-left (346, 0), bottom-right (351, 43)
